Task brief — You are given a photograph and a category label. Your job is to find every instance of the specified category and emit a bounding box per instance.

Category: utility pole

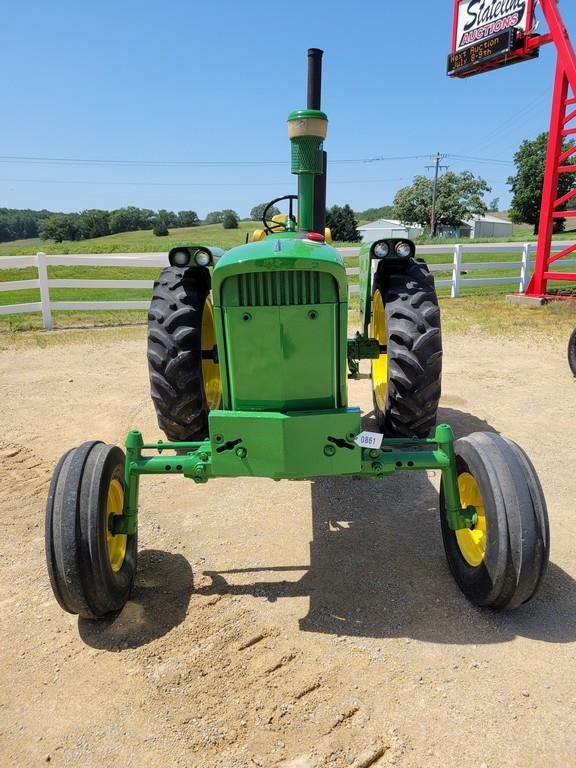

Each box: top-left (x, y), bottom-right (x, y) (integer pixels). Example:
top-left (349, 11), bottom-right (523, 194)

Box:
top-left (426, 153), bottom-right (448, 237)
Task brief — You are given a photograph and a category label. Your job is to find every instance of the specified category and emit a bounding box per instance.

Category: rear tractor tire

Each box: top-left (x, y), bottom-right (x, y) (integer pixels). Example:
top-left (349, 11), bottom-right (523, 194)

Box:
top-left (147, 266), bottom-right (222, 442)
top-left (45, 442), bottom-right (137, 620)
top-left (370, 258), bottom-right (442, 437)
top-left (440, 432), bottom-right (549, 609)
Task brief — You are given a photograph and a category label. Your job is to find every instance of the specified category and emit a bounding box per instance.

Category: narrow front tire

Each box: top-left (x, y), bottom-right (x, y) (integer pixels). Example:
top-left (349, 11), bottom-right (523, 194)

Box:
top-left (45, 442), bottom-right (137, 619)
top-left (439, 432), bottom-right (549, 609)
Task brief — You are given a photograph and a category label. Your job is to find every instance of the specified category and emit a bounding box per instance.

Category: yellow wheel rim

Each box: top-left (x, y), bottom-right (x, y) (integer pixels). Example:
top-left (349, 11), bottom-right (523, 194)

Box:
top-left (106, 479), bottom-right (127, 573)
top-left (201, 296), bottom-right (222, 410)
top-left (371, 289), bottom-right (388, 410)
top-left (455, 472), bottom-right (487, 567)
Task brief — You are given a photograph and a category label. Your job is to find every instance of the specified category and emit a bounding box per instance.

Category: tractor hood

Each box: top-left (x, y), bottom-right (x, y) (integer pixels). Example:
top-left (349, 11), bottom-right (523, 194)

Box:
top-left (211, 235), bottom-right (348, 305)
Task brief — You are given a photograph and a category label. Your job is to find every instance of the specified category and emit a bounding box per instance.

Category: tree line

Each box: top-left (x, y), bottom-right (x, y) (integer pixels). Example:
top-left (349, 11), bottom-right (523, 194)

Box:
top-left (2, 135), bottom-right (571, 244)
top-left (391, 132), bottom-right (576, 236)
top-left (0, 206), bottom-right (204, 243)
top-left (0, 208), bottom-right (56, 242)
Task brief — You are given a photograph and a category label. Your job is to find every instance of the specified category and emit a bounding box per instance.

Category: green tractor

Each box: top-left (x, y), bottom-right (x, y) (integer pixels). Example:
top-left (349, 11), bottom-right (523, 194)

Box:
top-left (45, 50), bottom-right (549, 620)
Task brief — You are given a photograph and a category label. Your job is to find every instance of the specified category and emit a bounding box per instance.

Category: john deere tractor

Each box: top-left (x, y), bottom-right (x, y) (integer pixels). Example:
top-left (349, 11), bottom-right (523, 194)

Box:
top-left (45, 50), bottom-right (549, 621)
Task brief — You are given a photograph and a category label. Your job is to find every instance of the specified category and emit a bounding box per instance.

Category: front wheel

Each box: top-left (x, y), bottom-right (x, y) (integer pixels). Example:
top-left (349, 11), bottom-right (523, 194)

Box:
top-left (440, 432), bottom-right (549, 609)
top-left (45, 442), bottom-right (137, 619)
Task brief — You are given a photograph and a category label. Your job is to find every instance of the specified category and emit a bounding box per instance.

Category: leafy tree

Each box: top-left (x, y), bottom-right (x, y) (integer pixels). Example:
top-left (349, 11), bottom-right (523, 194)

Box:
top-left (508, 132), bottom-right (576, 233)
top-left (153, 219), bottom-right (169, 236)
top-left (177, 210), bottom-right (200, 227)
top-left (326, 204), bottom-right (361, 242)
top-left (38, 214), bottom-right (81, 243)
top-left (157, 209), bottom-right (178, 227)
top-left (205, 210), bottom-right (224, 224)
top-left (250, 202), bottom-right (280, 221)
top-left (0, 208), bottom-right (55, 242)
top-left (488, 197), bottom-right (500, 212)
top-left (222, 209), bottom-right (239, 229)
top-left (355, 205), bottom-right (395, 222)
top-left (77, 209), bottom-right (110, 239)
top-left (109, 206), bottom-right (154, 233)
top-left (393, 171), bottom-right (490, 234)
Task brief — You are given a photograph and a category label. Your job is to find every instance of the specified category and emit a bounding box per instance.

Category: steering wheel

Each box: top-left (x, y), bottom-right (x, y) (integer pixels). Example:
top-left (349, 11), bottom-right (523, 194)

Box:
top-left (262, 195), bottom-right (298, 234)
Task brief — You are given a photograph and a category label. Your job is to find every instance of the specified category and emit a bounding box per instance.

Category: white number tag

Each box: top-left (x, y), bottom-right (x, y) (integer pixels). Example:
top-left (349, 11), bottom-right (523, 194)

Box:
top-left (354, 431), bottom-right (383, 449)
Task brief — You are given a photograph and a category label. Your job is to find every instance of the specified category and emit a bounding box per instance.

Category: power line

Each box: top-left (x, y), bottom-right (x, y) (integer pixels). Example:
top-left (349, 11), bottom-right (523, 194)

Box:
top-left (0, 176), bottom-right (414, 187)
top-left (448, 153), bottom-right (514, 166)
top-left (0, 152), bottom-right (511, 168)
top-left (425, 153), bottom-right (449, 236)
top-left (0, 153), bottom-right (430, 168)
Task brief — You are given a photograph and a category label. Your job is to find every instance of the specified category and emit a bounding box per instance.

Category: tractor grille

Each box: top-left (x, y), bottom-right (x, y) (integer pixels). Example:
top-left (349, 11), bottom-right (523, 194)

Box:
top-left (229, 271), bottom-right (322, 307)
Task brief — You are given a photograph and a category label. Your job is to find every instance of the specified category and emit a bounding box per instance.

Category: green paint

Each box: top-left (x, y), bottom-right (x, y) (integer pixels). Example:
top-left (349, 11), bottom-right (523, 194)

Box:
top-left (209, 408), bottom-right (361, 479)
top-left (347, 333), bottom-right (381, 378)
top-left (112, 83), bottom-right (472, 542)
top-left (287, 109), bottom-right (328, 122)
top-left (212, 236), bottom-right (347, 298)
top-left (121, 425), bottom-right (468, 526)
top-left (359, 240), bottom-right (374, 337)
top-left (298, 173), bottom-right (315, 230)
top-left (435, 423), bottom-right (478, 530)
top-left (223, 304), bottom-right (338, 411)
top-left (212, 235), bottom-right (349, 413)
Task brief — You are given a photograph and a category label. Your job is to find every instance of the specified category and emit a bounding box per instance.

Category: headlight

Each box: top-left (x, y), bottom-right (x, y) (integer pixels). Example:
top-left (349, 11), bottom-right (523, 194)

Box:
top-left (194, 249), bottom-right (211, 266)
top-left (395, 241), bottom-right (412, 258)
top-left (373, 242), bottom-right (390, 258)
top-left (171, 249), bottom-right (191, 267)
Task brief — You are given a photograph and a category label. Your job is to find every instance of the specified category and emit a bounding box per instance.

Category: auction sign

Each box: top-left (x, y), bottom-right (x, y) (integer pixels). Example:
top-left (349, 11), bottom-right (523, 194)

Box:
top-left (452, 0), bottom-right (535, 52)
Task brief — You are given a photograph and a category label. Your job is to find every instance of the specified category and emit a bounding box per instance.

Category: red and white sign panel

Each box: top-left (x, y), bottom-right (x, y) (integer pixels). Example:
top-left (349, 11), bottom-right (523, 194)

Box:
top-left (453, 0), bottom-right (535, 51)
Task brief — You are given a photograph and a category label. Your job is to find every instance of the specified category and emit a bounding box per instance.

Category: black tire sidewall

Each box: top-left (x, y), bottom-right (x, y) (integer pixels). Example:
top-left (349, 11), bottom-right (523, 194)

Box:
top-left (147, 266), bottom-right (213, 441)
top-left (371, 258), bottom-right (442, 438)
top-left (440, 438), bottom-right (511, 607)
top-left (568, 327), bottom-right (576, 376)
top-left (79, 444), bottom-right (137, 616)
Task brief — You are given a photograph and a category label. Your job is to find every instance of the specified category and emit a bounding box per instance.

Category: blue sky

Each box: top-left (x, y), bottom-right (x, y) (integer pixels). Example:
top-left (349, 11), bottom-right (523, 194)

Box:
top-left (2, 0), bottom-right (574, 217)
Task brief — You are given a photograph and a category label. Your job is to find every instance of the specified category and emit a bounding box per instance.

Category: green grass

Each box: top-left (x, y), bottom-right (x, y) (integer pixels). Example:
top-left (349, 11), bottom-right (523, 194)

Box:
top-left (2, 248), bottom-right (576, 332)
top-left (2, 222), bottom-right (576, 335)
top-left (0, 222), bottom-right (359, 256)
top-left (3, 294), bottom-right (576, 352)
top-left (1, 217), bottom-right (576, 258)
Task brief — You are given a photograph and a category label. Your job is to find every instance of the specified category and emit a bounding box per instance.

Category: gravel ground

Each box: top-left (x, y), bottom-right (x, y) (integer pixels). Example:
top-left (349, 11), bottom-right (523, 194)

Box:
top-left (0, 327), bottom-right (575, 768)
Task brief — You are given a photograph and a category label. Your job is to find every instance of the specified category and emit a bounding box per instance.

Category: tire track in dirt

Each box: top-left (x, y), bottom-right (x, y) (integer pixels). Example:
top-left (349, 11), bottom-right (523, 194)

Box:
top-left (0, 442), bottom-right (52, 510)
top-left (118, 595), bottom-right (398, 766)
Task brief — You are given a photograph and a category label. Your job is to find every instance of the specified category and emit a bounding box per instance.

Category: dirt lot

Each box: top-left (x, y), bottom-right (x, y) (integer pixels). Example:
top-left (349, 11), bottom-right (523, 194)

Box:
top-left (1, 326), bottom-right (575, 768)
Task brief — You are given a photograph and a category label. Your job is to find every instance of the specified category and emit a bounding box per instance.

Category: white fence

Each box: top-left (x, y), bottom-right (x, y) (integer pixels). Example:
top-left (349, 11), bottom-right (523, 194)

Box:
top-left (1, 243), bottom-right (575, 330)
top-left (345, 241), bottom-right (576, 297)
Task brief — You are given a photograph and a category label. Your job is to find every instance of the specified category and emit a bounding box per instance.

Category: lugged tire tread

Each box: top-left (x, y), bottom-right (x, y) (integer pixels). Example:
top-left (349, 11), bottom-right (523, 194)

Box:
top-left (147, 266), bottom-right (211, 441)
top-left (372, 259), bottom-right (443, 437)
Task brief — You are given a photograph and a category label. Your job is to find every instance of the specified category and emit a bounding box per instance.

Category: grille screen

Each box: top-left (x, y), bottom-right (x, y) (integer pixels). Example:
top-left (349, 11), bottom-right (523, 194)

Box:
top-left (224, 271), bottom-right (330, 307)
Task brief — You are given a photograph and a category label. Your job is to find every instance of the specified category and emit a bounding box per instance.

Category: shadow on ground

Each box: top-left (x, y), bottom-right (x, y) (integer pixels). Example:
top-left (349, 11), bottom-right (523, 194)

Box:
top-left (196, 409), bottom-right (576, 645)
top-left (79, 549), bottom-right (193, 650)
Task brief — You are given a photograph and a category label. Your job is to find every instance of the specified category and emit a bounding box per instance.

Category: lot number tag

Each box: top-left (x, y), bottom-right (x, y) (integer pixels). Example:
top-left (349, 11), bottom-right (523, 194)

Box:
top-left (354, 431), bottom-right (383, 449)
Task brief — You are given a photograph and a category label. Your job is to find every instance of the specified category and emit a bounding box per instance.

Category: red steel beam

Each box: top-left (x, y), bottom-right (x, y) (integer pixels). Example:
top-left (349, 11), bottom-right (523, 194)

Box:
top-left (524, 1), bottom-right (576, 298)
top-left (548, 243), bottom-right (576, 264)
top-left (559, 145), bottom-right (576, 163)
top-left (543, 272), bottom-right (576, 281)
top-left (554, 188), bottom-right (576, 208)
top-left (527, 58), bottom-right (568, 296)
